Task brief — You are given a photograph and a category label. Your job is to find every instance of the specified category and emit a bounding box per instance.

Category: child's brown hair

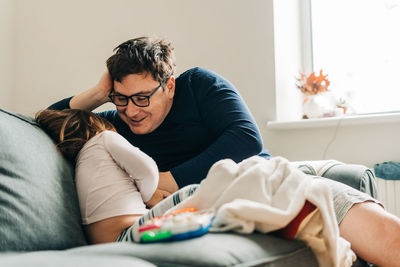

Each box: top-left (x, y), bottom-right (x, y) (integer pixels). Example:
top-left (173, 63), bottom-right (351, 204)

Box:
top-left (35, 109), bottom-right (115, 162)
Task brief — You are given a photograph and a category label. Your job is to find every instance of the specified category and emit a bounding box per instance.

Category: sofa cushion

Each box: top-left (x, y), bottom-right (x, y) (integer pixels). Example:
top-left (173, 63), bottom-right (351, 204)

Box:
top-left (67, 233), bottom-right (318, 267)
top-left (0, 251), bottom-right (155, 267)
top-left (0, 109), bottom-right (87, 251)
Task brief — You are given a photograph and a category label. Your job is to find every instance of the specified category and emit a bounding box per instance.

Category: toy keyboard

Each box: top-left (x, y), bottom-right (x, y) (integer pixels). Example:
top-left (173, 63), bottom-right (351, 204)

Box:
top-left (135, 207), bottom-right (215, 243)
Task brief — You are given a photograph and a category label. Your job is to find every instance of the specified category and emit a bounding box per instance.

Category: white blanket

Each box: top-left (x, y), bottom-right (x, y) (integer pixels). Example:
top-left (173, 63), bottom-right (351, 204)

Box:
top-left (168, 156), bottom-right (355, 267)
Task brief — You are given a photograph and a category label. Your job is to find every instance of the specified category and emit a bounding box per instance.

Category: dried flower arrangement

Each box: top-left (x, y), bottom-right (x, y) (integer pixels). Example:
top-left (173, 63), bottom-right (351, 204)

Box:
top-left (296, 70), bottom-right (330, 101)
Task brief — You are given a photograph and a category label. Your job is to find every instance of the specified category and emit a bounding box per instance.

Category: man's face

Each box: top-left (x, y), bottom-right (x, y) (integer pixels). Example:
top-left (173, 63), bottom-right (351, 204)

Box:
top-left (113, 73), bottom-right (175, 135)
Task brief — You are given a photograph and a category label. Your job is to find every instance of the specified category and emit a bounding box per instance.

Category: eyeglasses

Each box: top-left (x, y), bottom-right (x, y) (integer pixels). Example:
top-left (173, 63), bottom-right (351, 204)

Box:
top-left (108, 83), bottom-right (162, 107)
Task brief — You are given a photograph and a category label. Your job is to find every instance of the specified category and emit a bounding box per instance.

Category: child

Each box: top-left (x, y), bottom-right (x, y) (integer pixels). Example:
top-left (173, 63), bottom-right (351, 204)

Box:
top-left (35, 109), bottom-right (195, 244)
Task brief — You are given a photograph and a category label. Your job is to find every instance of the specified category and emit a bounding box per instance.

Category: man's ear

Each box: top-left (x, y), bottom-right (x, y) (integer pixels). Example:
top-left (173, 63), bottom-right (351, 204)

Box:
top-left (166, 76), bottom-right (175, 99)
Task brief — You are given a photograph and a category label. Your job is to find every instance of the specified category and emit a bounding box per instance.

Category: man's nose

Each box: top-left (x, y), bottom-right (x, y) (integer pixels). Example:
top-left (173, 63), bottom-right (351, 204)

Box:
top-left (125, 99), bottom-right (141, 117)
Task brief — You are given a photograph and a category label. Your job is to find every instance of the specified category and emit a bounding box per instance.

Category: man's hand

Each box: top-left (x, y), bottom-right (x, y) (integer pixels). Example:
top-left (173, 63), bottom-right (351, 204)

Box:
top-left (96, 70), bottom-right (113, 96)
top-left (145, 189), bottom-right (171, 208)
top-left (70, 70), bottom-right (112, 110)
top-left (158, 171), bottom-right (179, 194)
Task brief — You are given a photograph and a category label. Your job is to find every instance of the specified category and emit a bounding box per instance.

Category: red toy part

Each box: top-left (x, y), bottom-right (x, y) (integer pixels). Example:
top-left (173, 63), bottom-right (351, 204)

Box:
top-left (273, 200), bottom-right (317, 240)
top-left (138, 224), bottom-right (161, 232)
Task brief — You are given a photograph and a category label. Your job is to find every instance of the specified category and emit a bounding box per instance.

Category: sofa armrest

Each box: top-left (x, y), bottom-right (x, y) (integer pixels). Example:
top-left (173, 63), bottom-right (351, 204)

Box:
top-left (321, 164), bottom-right (377, 198)
top-left (292, 160), bottom-right (378, 198)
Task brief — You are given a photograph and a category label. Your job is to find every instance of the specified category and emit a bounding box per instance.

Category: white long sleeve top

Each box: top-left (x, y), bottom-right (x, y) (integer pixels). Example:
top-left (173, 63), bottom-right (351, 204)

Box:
top-left (75, 130), bottom-right (158, 225)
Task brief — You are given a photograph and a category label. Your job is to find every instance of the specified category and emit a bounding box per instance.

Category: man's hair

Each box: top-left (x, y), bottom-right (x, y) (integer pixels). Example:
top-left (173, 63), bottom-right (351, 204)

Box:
top-left (35, 109), bottom-right (115, 162)
top-left (106, 36), bottom-right (176, 84)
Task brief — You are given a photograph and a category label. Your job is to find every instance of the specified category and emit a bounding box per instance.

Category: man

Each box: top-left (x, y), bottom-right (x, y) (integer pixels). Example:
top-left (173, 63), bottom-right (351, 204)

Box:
top-left (49, 36), bottom-right (270, 195)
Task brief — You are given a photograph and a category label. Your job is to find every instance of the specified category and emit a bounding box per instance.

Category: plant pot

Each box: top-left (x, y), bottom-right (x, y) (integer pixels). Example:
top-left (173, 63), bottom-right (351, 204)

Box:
top-left (303, 93), bottom-right (336, 119)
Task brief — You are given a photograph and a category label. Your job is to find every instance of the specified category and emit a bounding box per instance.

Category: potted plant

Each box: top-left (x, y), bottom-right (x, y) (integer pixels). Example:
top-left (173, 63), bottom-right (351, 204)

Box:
top-left (296, 70), bottom-right (336, 119)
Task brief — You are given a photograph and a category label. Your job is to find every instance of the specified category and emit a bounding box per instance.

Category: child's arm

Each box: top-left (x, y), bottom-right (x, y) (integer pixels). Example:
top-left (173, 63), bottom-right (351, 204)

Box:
top-left (145, 188), bottom-right (171, 208)
top-left (103, 131), bottom-right (158, 202)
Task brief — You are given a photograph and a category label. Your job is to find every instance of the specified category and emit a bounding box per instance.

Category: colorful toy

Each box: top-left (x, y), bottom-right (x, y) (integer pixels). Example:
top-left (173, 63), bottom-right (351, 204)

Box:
top-left (135, 208), bottom-right (215, 243)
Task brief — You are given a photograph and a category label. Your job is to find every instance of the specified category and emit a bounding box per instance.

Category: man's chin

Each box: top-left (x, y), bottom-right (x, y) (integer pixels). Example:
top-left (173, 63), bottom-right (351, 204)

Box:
top-left (119, 115), bottom-right (155, 135)
top-left (120, 116), bottom-right (148, 135)
top-left (128, 125), bottom-right (150, 135)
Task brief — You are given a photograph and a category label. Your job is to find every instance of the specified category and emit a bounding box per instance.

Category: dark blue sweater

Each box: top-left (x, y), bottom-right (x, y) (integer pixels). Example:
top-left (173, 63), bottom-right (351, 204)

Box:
top-left (49, 67), bottom-right (270, 187)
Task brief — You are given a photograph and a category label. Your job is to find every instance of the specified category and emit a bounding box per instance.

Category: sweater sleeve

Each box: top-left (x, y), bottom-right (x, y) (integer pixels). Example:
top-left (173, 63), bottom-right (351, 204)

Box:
top-left (47, 97), bottom-right (117, 123)
top-left (102, 131), bottom-right (159, 202)
top-left (170, 68), bottom-right (268, 187)
top-left (48, 97), bottom-right (73, 110)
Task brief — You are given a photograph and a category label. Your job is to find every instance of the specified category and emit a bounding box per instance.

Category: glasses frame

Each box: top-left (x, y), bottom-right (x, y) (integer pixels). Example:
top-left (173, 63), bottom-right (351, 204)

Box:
top-left (108, 83), bottom-right (163, 107)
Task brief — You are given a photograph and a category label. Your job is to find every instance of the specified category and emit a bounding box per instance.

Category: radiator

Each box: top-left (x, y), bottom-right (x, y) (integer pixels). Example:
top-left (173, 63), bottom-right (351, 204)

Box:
top-left (376, 177), bottom-right (400, 218)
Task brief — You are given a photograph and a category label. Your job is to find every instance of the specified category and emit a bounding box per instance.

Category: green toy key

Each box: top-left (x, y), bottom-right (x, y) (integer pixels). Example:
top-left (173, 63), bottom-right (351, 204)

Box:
top-left (140, 229), bottom-right (172, 242)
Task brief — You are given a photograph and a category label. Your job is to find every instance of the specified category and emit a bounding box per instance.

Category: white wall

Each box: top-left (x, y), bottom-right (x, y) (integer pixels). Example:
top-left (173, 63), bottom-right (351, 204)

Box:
top-left (266, 122), bottom-right (400, 168)
top-left (0, 0), bottom-right (16, 111)
top-left (10, 0), bottom-right (275, 120)
top-left (2, 0), bottom-right (398, 168)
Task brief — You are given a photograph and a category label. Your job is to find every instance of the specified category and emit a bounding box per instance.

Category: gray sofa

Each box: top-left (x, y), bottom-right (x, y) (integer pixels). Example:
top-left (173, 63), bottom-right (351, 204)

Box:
top-left (0, 108), bottom-right (377, 267)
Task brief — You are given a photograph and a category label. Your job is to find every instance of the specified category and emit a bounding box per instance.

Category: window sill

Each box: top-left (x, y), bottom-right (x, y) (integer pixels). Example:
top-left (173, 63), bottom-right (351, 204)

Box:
top-left (267, 112), bottom-right (400, 130)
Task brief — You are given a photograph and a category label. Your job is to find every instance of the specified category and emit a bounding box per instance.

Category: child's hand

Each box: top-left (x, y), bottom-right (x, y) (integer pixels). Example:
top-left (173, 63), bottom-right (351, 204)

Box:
top-left (146, 189), bottom-right (171, 208)
top-left (158, 171), bottom-right (179, 194)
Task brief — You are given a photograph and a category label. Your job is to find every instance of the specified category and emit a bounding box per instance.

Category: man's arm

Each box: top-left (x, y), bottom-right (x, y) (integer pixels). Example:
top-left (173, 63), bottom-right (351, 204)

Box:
top-left (70, 71), bottom-right (112, 110)
top-left (49, 71), bottom-right (112, 111)
top-left (170, 68), bottom-right (268, 187)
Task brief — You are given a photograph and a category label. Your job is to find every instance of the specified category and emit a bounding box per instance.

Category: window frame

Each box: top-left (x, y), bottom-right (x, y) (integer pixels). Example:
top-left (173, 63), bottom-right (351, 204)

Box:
top-left (269, 0), bottom-right (400, 129)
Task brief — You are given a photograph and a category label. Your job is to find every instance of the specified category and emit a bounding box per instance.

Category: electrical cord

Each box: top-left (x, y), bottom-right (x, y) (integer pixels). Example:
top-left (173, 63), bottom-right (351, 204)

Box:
top-left (322, 115), bottom-right (345, 159)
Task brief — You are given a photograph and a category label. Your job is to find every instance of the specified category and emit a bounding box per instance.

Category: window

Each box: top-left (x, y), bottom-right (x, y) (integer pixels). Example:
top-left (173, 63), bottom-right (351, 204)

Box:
top-left (310, 0), bottom-right (400, 114)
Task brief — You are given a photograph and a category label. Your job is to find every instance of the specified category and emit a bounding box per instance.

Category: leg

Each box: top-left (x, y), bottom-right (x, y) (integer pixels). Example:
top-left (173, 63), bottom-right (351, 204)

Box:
top-left (317, 177), bottom-right (400, 266)
top-left (339, 202), bottom-right (400, 267)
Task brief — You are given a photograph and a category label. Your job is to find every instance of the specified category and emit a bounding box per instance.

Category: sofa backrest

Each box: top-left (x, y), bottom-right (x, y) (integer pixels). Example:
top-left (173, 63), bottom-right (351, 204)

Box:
top-left (0, 109), bottom-right (87, 251)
